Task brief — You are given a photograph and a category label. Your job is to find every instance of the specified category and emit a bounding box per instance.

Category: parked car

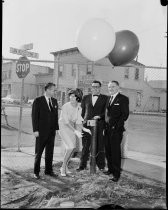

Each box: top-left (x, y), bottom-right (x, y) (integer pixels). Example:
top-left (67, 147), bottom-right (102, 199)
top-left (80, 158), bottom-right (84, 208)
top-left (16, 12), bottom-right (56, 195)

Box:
top-left (1, 95), bottom-right (21, 104)
top-left (2, 95), bottom-right (15, 104)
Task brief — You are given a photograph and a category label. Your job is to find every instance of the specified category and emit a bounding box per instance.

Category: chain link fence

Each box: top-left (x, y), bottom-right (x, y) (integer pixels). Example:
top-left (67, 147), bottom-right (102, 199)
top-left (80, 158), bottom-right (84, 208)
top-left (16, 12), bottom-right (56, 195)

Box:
top-left (1, 58), bottom-right (166, 159)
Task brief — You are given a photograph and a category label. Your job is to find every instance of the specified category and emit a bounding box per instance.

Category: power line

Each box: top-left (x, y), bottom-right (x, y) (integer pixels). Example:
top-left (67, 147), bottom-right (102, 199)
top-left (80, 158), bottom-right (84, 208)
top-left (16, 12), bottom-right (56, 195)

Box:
top-left (2, 58), bottom-right (167, 69)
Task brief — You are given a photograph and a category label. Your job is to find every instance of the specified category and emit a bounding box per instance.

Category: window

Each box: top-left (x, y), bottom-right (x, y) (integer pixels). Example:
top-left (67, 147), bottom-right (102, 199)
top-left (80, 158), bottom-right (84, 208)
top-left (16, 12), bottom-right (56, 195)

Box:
top-left (87, 64), bottom-right (92, 75)
top-left (136, 92), bottom-right (142, 107)
top-left (135, 68), bottom-right (139, 80)
top-left (72, 64), bottom-right (78, 77)
top-left (8, 70), bottom-right (12, 79)
top-left (124, 68), bottom-right (129, 79)
top-left (59, 65), bottom-right (63, 77)
top-left (8, 84), bottom-right (11, 94)
top-left (48, 68), bottom-right (53, 74)
top-left (2, 72), bottom-right (7, 81)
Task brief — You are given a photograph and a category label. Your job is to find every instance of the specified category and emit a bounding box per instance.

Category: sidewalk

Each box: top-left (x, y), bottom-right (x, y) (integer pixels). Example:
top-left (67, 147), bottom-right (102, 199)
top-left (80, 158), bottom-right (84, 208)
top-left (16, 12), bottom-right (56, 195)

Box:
top-left (1, 144), bottom-right (166, 183)
top-left (1, 124), bottom-right (166, 183)
top-left (132, 111), bottom-right (166, 117)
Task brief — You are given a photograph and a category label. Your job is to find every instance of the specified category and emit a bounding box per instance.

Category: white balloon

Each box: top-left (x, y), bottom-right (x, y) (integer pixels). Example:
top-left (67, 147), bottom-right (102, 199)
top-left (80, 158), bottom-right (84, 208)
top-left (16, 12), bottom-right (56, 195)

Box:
top-left (76, 18), bottom-right (116, 61)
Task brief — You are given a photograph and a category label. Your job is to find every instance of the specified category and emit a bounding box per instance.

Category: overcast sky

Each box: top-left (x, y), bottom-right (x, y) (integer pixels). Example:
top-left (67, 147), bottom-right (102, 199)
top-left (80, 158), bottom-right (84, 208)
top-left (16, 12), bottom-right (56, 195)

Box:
top-left (2, 0), bottom-right (167, 80)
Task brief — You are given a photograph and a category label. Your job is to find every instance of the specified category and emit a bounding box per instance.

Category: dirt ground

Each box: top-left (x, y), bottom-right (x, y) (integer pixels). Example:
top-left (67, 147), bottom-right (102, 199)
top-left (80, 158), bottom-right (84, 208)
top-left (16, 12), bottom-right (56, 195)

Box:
top-left (1, 161), bottom-right (166, 209)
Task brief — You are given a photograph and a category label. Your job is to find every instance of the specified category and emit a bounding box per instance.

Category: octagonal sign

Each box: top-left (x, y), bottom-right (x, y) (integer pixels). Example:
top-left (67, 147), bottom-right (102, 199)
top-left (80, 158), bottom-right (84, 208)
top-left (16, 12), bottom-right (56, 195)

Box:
top-left (16, 56), bottom-right (30, 78)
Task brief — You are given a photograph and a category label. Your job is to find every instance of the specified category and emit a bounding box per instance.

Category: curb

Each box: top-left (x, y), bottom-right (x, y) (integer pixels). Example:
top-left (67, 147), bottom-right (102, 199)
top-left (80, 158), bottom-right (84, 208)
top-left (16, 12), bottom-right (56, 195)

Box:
top-left (132, 112), bottom-right (166, 117)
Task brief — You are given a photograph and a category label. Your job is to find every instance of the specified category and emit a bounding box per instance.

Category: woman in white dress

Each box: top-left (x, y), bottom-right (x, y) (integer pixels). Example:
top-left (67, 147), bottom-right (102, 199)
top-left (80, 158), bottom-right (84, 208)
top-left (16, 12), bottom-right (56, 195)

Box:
top-left (58, 89), bottom-right (83, 176)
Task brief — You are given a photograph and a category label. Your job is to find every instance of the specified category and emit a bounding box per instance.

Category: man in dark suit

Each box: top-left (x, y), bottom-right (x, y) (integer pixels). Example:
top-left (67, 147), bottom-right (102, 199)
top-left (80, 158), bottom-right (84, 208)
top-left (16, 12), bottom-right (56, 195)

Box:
top-left (104, 80), bottom-right (129, 182)
top-left (77, 80), bottom-right (108, 171)
top-left (32, 82), bottom-right (59, 179)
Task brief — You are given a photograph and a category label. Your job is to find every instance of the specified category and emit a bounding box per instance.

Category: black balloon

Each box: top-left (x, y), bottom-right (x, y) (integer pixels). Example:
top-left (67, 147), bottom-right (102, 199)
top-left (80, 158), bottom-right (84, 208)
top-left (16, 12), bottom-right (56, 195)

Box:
top-left (108, 30), bottom-right (140, 66)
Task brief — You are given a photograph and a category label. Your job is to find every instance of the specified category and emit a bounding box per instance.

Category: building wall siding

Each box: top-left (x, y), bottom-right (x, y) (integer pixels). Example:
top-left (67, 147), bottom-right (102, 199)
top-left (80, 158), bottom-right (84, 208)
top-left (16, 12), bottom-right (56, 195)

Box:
top-left (2, 62), bottom-right (50, 99)
top-left (52, 50), bottom-right (166, 112)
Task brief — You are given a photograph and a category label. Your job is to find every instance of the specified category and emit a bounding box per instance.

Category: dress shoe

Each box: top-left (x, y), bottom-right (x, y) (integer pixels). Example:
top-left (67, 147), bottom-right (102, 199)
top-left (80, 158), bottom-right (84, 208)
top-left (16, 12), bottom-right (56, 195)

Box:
top-left (109, 176), bottom-right (119, 182)
top-left (33, 174), bottom-right (40, 179)
top-left (103, 171), bottom-right (113, 175)
top-left (66, 167), bottom-right (72, 174)
top-left (45, 172), bottom-right (58, 177)
top-left (76, 167), bottom-right (86, 172)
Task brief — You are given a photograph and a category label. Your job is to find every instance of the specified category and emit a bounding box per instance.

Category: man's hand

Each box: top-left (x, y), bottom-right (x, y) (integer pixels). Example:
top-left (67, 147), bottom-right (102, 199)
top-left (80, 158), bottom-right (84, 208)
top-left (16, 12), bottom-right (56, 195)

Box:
top-left (33, 131), bottom-right (39, 138)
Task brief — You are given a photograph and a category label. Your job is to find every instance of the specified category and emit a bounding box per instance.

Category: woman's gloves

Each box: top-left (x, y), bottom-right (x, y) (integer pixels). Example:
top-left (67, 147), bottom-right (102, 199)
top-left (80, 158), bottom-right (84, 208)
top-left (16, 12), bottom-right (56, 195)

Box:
top-left (74, 130), bottom-right (83, 138)
top-left (82, 127), bottom-right (91, 135)
top-left (74, 127), bottom-right (92, 138)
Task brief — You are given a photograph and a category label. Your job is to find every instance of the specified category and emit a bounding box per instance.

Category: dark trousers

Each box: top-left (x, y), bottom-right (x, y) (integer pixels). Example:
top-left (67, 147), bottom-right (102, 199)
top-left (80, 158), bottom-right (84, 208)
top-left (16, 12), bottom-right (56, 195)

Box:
top-left (104, 129), bottom-right (123, 178)
top-left (34, 133), bottom-right (55, 175)
top-left (80, 121), bottom-right (105, 169)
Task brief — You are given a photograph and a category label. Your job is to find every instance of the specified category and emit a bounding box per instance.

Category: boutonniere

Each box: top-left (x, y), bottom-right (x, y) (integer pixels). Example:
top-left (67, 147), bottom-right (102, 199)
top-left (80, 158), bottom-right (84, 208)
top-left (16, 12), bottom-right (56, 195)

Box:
top-left (54, 105), bottom-right (57, 108)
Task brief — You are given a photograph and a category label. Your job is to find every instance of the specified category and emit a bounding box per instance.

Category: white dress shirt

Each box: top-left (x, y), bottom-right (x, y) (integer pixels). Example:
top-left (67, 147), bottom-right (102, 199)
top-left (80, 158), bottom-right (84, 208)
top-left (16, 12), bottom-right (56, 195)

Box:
top-left (92, 94), bottom-right (99, 106)
top-left (44, 94), bottom-right (52, 111)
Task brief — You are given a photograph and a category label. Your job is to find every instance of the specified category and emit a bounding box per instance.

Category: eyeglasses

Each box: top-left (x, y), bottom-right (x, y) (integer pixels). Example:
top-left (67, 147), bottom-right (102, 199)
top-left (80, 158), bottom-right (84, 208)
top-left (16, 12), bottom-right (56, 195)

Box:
top-left (91, 86), bottom-right (100, 89)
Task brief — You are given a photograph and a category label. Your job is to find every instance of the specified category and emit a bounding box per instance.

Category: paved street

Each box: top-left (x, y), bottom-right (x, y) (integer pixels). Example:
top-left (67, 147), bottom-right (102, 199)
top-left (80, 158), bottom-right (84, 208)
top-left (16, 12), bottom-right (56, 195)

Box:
top-left (1, 105), bottom-right (166, 209)
top-left (1, 106), bottom-right (166, 159)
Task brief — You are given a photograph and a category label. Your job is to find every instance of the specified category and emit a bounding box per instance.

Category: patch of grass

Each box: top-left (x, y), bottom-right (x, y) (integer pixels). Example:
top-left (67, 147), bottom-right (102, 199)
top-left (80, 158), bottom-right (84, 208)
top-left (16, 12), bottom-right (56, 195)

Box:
top-left (1, 160), bottom-right (166, 209)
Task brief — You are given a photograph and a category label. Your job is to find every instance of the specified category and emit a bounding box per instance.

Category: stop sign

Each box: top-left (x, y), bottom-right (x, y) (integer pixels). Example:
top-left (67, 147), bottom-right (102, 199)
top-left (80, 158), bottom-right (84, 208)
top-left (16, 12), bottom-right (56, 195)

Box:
top-left (16, 56), bottom-right (30, 78)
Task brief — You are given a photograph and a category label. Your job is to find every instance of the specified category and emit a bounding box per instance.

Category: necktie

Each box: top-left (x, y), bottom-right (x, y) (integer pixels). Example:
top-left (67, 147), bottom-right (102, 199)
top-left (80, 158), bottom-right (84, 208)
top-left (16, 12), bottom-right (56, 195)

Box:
top-left (108, 95), bottom-right (113, 106)
top-left (49, 98), bottom-right (53, 112)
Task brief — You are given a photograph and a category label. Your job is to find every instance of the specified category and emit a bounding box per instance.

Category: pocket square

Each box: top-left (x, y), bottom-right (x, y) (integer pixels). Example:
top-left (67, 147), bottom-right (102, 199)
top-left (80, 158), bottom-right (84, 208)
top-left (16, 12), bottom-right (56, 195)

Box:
top-left (114, 103), bottom-right (119, 105)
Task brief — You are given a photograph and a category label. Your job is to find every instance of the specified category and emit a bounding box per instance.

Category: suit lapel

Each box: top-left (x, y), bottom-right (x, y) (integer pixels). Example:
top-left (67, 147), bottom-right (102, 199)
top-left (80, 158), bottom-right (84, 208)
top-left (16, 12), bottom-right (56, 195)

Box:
top-left (107, 96), bottom-right (111, 105)
top-left (89, 95), bottom-right (93, 107)
top-left (51, 97), bottom-right (57, 110)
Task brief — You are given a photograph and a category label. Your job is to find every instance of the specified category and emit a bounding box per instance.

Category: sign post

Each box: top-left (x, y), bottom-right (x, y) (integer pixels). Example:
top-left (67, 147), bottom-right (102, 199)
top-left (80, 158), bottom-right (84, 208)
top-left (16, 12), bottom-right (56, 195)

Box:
top-left (16, 56), bottom-right (30, 152)
top-left (20, 43), bottom-right (33, 51)
top-left (17, 78), bottom-right (24, 152)
top-left (87, 119), bottom-right (98, 174)
top-left (10, 44), bottom-right (38, 152)
top-left (10, 47), bottom-right (39, 59)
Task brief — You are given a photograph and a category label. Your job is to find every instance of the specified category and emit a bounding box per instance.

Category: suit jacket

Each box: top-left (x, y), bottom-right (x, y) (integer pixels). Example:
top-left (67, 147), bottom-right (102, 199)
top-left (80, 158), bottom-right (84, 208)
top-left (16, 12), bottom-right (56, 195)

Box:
top-left (105, 93), bottom-right (129, 132)
top-left (81, 94), bottom-right (108, 127)
top-left (32, 95), bottom-right (59, 139)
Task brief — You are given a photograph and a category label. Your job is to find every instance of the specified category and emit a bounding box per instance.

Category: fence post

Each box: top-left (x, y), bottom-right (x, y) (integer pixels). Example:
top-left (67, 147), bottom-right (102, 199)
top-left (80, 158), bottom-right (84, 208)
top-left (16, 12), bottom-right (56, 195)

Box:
top-left (1, 104), bottom-right (9, 126)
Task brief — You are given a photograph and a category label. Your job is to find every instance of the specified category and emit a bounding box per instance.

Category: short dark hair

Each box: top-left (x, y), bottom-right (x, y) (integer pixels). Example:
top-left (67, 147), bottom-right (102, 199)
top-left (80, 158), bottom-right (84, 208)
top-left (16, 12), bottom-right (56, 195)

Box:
top-left (92, 80), bottom-right (101, 87)
top-left (68, 88), bottom-right (83, 102)
top-left (111, 80), bottom-right (119, 86)
top-left (44, 82), bottom-right (56, 91)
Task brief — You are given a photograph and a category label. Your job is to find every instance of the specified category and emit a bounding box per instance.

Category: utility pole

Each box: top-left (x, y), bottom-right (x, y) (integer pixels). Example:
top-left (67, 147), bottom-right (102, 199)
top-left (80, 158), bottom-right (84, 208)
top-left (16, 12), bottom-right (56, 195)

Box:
top-left (54, 54), bottom-right (60, 98)
top-left (74, 64), bottom-right (79, 88)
